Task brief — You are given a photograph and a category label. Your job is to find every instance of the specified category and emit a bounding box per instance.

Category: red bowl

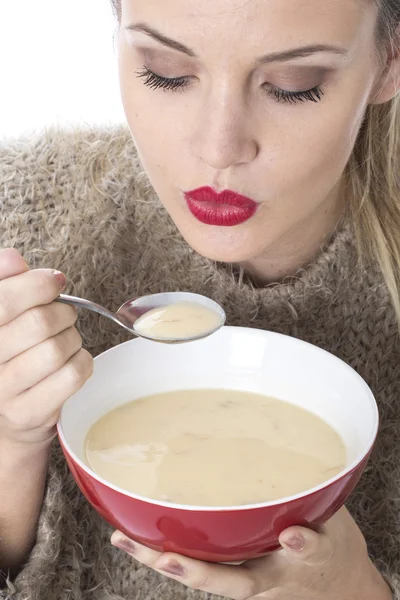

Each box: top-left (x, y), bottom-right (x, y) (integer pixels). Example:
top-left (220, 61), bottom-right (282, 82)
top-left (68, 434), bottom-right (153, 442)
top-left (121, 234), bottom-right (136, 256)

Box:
top-left (58, 327), bottom-right (378, 562)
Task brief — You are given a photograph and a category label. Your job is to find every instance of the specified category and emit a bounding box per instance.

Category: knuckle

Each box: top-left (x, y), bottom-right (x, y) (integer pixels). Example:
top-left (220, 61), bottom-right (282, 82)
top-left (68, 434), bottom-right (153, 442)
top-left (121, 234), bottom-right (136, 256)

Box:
top-left (81, 349), bottom-right (94, 379)
top-left (65, 304), bottom-right (79, 325)
top-left (64, 349), bottom-right (93, 390)
top-left (74, 325), bottom-right (83, 344)
top-left (54, 302), bottom-right (78, 327)
top-left (68, 326), bottom-right (83, 352)
top-left (63, 363), bottom-right (82, 390)
top-left (189, 571), bottom-right (212, 591)
top-left (264, 588), bottom-right (288, 600)
top-left (238, 580), bottom-right (258, 600)
top-left (0, 363), bottom-right (18, 400)
top-left (27, 306), bottom-right (52, 336)
top-left (0, 287), bottom-right (16, 325)
top-left (44, 327), bottom-right (82, 368)
top-left (44, 335), bottom-right (67, 368)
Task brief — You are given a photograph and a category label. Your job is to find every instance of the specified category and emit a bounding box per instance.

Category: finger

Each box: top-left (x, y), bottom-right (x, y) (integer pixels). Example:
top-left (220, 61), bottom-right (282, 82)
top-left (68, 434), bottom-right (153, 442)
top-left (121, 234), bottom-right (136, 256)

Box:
top-left (111, 532), bottom-right (259, 600)
top-left (111, 532), bottom-right (163, 563)
top-left (0, 268), bottom-right (67, 326)
top-left (279, 524), bottom-right (334, 566)
top-left (2, 348), bottom-right (93, 438)
top-left (0, 327), bottom-right (83, 399)
top-left (0, 303), bottom-right (78, 364)
top-left (0, 248), bottom-right (29, 279)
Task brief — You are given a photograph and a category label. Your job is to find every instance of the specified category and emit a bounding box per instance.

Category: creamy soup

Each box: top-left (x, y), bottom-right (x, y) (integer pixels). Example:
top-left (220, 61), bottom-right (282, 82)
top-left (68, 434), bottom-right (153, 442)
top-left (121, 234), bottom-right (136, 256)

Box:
top-left (133, 302), bottom-right (222, 340)
top-left (85, 389), bottom-right (346, 506)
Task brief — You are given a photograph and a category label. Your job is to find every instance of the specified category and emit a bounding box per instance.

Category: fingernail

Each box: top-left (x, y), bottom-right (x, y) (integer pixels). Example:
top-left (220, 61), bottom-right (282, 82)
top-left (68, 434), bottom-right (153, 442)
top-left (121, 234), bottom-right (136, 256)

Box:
top-left (111, 534), bottom-right (136, 555)
top-left (284, 533), bottom-right (305, 551)
top-left (53, 270), bottom-right (67, 290)
top-left (160, 560), bottom-right (185, 577)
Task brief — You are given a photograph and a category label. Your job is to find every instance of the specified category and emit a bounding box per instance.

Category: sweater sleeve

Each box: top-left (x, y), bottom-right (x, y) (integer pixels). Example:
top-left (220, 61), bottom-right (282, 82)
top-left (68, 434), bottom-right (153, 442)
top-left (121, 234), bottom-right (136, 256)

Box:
top-left (0, 441), bottom-right (117, 600)
top-left (0, 128), bottom-right (142, 600)
top-left (0, 133), bottom-right (88, 599)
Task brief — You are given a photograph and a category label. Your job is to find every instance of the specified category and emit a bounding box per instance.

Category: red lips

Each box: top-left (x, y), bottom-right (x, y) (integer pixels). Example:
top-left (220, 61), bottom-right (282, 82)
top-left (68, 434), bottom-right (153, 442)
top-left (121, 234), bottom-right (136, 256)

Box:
top-left (184, 186), bottom-right (258, 226)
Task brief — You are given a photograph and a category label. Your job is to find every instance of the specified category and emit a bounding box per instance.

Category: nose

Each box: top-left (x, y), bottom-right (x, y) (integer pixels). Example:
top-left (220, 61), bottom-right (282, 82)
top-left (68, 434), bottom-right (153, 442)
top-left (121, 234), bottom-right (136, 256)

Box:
top-left (193, 91), bottom-right (259, 171)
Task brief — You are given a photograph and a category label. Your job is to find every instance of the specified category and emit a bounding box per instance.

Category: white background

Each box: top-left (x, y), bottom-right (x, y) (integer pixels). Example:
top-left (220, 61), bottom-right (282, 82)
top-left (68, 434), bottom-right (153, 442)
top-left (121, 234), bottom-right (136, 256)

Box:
top-left (0, 0), bottom-right (125, 139)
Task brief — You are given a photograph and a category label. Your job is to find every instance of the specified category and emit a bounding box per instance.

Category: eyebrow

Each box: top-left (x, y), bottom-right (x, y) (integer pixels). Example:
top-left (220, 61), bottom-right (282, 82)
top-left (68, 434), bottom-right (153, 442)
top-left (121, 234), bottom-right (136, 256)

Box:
top-left (256, 44), bottom-right (348, 64)
top-left (125, 22), bottom-right (348, 63)
top-left (125, 23), bottom-right (196, 57)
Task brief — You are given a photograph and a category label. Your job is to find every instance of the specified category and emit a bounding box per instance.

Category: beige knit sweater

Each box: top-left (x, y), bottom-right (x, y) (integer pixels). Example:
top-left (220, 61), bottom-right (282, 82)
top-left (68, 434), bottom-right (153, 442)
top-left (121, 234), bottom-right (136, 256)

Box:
top-left (1, 127), bottom-right (400, 600)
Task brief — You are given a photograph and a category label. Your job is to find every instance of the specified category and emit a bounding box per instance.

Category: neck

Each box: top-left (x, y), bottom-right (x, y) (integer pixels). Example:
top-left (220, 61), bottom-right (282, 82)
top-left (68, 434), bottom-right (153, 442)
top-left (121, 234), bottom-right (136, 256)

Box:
top-left (240, 184), bottom-right (345, 285)
top-left (240, 186), bottom-right (344, 285)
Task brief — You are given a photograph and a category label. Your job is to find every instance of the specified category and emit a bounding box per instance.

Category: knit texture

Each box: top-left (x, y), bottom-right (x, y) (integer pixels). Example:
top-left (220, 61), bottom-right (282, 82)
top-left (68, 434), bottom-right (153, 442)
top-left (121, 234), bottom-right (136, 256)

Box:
top-left (0, 126), bottom-right (399, 599)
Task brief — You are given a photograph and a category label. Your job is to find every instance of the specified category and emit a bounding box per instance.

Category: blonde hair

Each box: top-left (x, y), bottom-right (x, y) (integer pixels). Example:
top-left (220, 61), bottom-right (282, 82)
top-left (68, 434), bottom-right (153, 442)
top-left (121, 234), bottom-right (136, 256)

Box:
top-left (347, 2), bottom-right (400, 323)
top-left (348, 97), bottom-right (400, 322)
top-left (111, 0), bottom-right (400, 321)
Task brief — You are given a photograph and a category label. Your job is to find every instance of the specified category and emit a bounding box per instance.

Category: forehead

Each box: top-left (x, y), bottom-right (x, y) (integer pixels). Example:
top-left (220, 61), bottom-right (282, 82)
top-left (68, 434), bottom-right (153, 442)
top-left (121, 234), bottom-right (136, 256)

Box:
top-left (121, 0), bottom-right (377, 51)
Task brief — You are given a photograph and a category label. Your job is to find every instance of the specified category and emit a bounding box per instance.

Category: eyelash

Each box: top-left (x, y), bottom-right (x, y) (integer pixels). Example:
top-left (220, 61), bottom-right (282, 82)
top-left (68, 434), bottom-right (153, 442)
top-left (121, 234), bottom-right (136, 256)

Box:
top-left (271, 86), bottom-right (324, 104)
top-left (136, 66), bottom-right (324, 104)
top-left (136, 67), bottom-right (191, 92)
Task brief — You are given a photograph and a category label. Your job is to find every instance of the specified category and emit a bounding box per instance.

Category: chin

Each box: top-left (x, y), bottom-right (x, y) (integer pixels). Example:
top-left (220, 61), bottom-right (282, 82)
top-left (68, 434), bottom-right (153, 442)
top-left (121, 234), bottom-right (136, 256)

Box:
top-left (179, 228), bottom-right (266, 265)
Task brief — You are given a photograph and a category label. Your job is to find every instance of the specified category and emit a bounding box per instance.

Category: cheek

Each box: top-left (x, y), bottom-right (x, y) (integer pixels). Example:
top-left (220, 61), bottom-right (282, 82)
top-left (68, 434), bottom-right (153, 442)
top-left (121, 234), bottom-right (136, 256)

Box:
top-left (273, 96), bottom-right (366, 202)
top-left (119, 59), bottom-right (187, 184)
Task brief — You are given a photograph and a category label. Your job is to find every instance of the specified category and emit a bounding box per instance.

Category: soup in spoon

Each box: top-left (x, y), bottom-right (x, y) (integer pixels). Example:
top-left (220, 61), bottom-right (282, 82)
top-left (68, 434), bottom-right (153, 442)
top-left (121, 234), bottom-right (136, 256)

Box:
top-left (133, 301), bottom-right (224, 341)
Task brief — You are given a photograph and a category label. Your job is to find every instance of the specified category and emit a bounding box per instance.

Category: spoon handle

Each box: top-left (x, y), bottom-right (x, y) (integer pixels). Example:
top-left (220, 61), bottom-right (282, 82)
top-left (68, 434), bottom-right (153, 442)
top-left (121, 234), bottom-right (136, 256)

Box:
top-left (56, 294), bottom-right (119, 323)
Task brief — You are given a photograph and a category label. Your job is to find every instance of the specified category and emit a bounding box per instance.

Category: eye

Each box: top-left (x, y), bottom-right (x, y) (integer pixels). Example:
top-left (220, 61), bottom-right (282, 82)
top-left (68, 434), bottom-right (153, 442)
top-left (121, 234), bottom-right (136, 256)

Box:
top-left (267, 85), bottom-right (324, 104)
top-left (136, 66), bottom-right (191, 92)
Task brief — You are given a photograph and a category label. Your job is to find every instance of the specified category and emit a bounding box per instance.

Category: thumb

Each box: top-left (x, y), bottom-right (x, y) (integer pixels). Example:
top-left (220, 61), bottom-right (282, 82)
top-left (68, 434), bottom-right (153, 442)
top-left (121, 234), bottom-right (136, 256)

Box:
top-left (279, 525), bottom-right (334, 566)
top-left (0, 248), bottom-right (29, 279)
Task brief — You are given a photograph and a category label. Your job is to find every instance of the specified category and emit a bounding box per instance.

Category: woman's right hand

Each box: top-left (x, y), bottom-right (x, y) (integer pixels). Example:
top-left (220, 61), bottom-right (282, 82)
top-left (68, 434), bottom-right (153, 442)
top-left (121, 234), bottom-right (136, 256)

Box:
top-left (0, 248), bottom-right (93, 446)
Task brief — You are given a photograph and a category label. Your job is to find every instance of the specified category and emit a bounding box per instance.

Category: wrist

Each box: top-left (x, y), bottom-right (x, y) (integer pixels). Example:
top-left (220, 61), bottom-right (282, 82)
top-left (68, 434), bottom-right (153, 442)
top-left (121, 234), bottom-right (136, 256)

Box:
top-left (0, 422), bottom-right (57, 449)
top-left (356, 560), bottom-right (393, 600)
top-left (0, 433), bottom-right (54, 469)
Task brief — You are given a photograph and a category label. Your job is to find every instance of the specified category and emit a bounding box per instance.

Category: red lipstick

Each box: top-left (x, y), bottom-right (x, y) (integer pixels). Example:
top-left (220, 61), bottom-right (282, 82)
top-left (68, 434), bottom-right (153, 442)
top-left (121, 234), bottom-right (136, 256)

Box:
top-left (184, 187), bottom-right (257, 226)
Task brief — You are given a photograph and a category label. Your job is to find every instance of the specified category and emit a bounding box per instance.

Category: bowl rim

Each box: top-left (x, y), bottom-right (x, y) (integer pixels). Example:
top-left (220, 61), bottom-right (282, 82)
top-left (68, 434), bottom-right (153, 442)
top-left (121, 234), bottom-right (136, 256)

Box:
top-left (57, 326), bottom-right (379, 513)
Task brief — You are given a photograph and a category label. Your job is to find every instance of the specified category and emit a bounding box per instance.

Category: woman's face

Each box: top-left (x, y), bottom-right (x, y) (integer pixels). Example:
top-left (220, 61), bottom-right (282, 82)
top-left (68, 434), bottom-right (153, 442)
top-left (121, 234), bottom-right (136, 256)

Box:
top-left (117, 0), bottom-right (382, 275)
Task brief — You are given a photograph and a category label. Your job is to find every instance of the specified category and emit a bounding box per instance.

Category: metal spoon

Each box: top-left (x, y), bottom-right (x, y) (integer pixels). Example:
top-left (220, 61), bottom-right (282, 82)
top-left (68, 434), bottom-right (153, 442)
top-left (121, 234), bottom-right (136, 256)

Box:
top-left (56, 291), bottom-right (226, 344)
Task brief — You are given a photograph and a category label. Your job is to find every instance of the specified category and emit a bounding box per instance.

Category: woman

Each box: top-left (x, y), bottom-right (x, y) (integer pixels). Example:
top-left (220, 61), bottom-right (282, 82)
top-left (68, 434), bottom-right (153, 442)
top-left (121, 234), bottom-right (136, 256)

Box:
top-left (0, 0), bottom-right (399, 598)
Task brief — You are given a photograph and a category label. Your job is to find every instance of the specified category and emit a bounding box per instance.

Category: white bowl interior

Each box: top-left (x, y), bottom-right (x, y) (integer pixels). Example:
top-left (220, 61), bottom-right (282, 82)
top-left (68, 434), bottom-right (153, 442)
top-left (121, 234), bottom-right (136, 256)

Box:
top-left (59, 326), bottom-right (378, 506)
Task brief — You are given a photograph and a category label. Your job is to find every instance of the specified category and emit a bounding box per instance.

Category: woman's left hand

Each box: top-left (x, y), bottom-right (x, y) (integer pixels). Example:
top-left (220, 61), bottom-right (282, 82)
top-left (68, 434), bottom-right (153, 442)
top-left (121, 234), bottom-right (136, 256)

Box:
top-left (111, 507), bottom-right (392, 600)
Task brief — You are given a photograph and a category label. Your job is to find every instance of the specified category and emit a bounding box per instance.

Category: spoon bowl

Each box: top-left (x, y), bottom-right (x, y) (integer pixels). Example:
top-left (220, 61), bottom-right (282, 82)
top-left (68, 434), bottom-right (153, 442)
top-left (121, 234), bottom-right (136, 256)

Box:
top-left (57, 291), bottom-right (226, 343)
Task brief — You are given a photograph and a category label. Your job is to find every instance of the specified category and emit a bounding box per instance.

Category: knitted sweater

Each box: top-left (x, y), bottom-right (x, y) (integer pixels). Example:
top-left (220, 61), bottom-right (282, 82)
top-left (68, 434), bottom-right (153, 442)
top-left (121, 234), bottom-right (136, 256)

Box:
top-left (1, 127), bottom-right (400, 600)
